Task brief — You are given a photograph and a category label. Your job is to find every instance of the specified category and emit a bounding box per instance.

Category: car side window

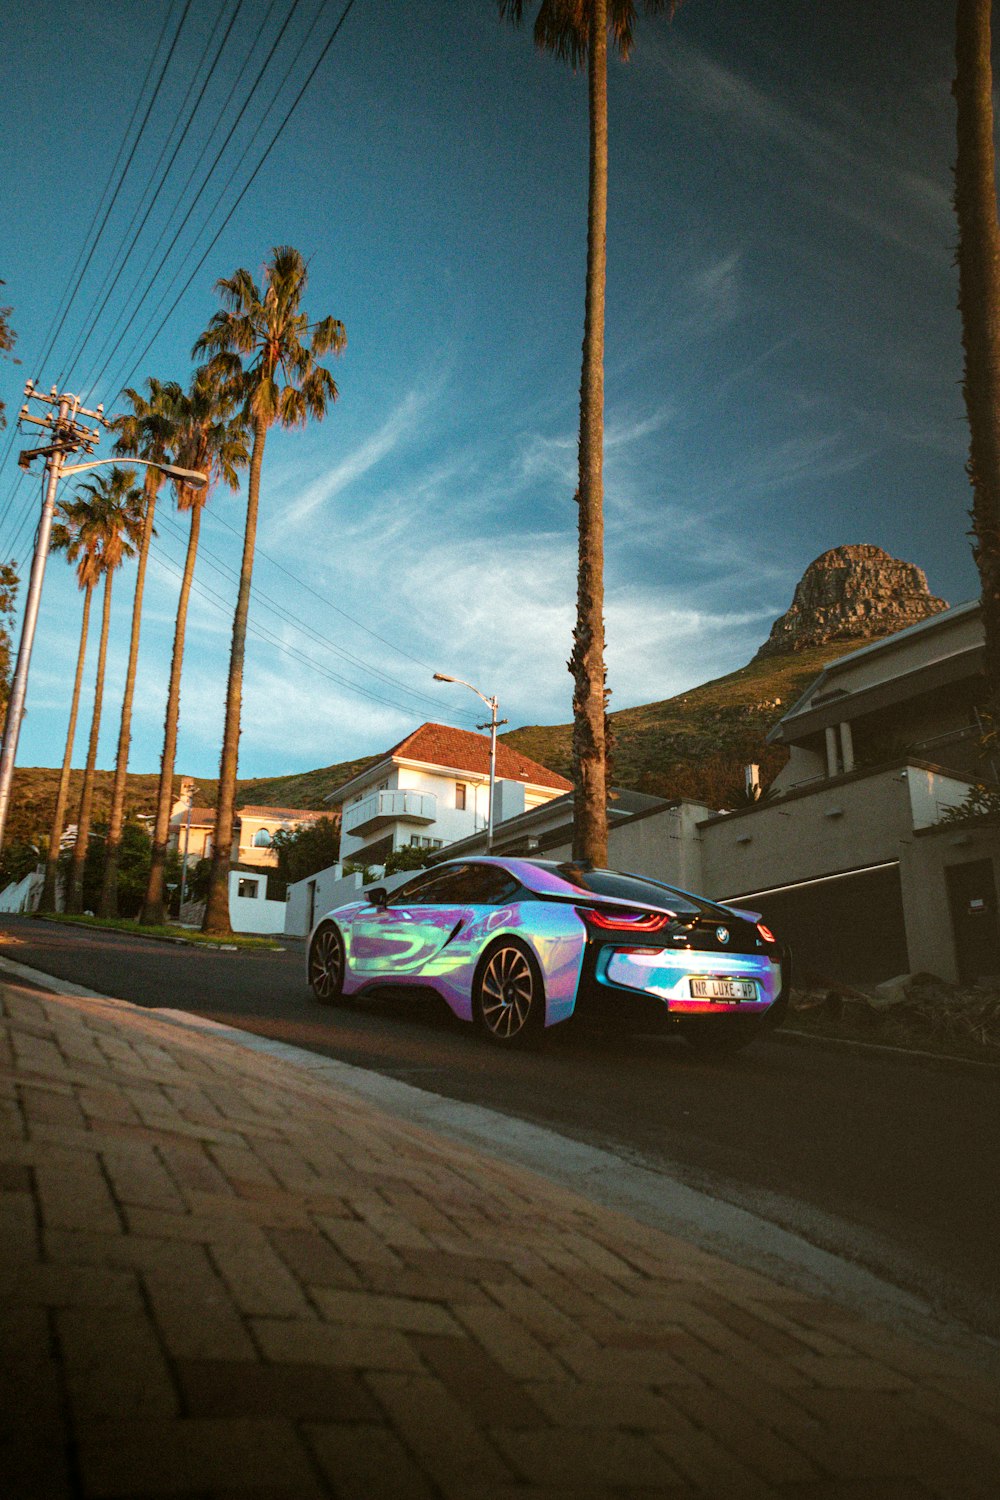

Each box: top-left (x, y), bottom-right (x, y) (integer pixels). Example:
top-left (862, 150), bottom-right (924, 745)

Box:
top-left (387, 865), bottom-right (471, 906)
top-left (457, 865), bottom-right (521, 906)
top-left (386, 864), bottom-right (520, 907)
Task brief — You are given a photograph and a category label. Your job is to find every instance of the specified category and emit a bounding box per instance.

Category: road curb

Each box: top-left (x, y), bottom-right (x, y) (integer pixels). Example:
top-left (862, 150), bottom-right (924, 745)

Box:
top-left (776, 1024), bottom-right (1000, 1075)
top-left (28, 912), bottom-right (285, 952)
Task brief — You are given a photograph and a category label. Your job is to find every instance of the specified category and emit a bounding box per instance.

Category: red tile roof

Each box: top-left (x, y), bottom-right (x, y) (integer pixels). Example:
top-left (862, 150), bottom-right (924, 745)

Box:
top-left (385, 723), bottom-right (571, 791)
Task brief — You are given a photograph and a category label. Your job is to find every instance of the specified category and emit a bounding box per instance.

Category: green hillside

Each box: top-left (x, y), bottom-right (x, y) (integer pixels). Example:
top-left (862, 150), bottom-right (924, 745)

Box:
top-left (6, 753), bottom-right (376, 852)
top-left (6, 640), bottom-right (855, 849)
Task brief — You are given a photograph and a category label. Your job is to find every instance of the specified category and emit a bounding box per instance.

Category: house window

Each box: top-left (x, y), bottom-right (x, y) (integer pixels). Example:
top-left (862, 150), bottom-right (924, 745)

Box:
top-left (238, 878), bottom-right (259, 899)
top-left (252, 828), bottom-right (272, 848)
top-left (456, 783), bottom-right (467, 810)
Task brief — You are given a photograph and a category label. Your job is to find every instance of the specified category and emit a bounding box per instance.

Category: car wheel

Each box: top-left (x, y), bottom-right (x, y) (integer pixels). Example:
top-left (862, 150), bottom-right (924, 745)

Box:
top-left (474, 939), bottom-right (544, 1047)
top-left (679, 1017), bottom-right (763, 1056)
top-left (308, 922), bottom-right (345, 1005)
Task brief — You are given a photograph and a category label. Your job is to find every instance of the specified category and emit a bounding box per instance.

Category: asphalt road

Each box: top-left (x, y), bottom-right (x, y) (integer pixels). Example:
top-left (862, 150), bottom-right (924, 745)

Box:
top-left (3, 915), bottom-right (999, 1343)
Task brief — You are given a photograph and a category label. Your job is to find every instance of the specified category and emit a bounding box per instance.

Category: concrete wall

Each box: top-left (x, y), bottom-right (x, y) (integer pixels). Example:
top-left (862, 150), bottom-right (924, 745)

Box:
top-left (226, 871), bottom-right (287, 935)
top-left (699, 767), bottom-right (915, 899)
top-left (600, 802), bottom-right (712, 891)
top-left (900, 821), bottom-right (1000, 984)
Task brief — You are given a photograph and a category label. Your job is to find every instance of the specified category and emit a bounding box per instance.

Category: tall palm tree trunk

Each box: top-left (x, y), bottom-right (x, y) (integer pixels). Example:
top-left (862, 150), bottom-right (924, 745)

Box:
top-left (140, 502), bottom-right (204, 926)
top-left (99, 471), bottom-right (158, 917)
top-left (954, 0), bottom-right (1000, 712)
top-left (39, 583), bottom-right (93, 912)
top-left (570, 0), bottom-right (610, 864)
top-left (66, 573), bottom-right (114, 914)
top-left (203, 417), bottom-right (265, 934)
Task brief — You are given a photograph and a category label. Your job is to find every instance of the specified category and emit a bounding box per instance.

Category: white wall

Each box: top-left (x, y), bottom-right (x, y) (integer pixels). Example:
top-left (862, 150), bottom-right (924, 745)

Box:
top-left (226, 871), bottom-right (287, 935)
top-left (0, 869), bottom-right (42, 913)
top-left (285, 864), bottom-right (416, 937)
top-left (340, 765), bottom-right (491, 860)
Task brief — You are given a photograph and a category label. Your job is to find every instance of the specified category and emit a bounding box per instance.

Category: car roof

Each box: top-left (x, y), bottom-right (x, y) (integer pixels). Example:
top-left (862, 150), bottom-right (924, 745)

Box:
top-left (437, 855), bottom-right (727, 916)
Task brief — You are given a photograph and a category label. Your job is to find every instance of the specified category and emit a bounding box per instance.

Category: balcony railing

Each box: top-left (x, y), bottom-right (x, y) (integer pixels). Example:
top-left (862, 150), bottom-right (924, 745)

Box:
top-left (343, 788), bottom-right (437, 837)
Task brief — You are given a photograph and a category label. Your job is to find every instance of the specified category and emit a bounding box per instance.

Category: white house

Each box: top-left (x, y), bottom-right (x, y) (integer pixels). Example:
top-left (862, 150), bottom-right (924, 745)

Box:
top-left (327, 721), bottom-right (572, 868)
top-left (284, 723), bottom-right (571, 936)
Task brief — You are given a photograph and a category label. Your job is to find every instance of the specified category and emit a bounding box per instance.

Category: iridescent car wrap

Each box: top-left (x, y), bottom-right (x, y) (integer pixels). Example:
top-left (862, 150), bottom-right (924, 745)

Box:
top-left (327, 892), bottom-right (584, 1025)
top-left (306, 856), bottom-right (789, 1045)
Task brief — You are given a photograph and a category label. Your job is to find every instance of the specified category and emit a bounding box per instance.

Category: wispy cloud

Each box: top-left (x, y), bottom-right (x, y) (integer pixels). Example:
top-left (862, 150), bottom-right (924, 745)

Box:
top-left (645, 33), bottom-right (953, 265)
top-left (273, 381), bottom-right (442, 535)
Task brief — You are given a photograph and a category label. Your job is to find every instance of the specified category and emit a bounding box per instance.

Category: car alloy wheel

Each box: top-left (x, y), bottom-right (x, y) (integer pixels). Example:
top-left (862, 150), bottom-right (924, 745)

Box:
top-left (309, 922), bottom-right (345, 1005)
top-left (475, 941), bottom-right (542, 1045)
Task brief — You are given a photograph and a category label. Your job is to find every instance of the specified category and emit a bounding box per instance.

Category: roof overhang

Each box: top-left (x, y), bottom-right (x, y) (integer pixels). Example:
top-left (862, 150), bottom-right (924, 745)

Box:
top-left (768, 643), bottom-right (985, 746)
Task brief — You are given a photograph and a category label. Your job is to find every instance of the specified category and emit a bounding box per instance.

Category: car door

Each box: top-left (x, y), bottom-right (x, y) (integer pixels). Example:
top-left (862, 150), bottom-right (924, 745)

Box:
top-left (349, 865), bottom-right (476, 976)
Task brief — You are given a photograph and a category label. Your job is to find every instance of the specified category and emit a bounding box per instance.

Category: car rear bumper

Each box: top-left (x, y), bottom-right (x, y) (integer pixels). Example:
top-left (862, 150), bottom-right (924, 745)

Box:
top-left (570, 940), bottom-right (787, 1027)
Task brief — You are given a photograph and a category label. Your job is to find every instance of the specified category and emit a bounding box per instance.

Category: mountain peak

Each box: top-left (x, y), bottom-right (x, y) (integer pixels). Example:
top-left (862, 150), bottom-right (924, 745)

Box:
top-left (754, 544), bottom-right (948, 660)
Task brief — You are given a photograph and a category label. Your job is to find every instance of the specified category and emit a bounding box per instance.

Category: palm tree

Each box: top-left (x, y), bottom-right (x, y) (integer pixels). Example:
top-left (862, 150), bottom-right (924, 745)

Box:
top-left (193, 245), bottom-right (345, 934)
top-left (954, 0), bottom-right (1000, 714)
top-left (37, 507), bottom-right (104, 911)
top-left (139, 366), bottom-right (248, 926)
top-left (97, 378), bottom-right (183, 917)
top-left (499, 1), bottom-right (675, 863)
top-left (63, 469), bottom-right (144, 914)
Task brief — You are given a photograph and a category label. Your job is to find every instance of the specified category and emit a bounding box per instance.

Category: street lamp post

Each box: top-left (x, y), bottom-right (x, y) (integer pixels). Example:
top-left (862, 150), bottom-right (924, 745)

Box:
top-left (432, 673), bottom-right (508, 852)
top-left (0, 384), bottom-right (207, 854)
top-left (178, 784), bottom-right (197, 913)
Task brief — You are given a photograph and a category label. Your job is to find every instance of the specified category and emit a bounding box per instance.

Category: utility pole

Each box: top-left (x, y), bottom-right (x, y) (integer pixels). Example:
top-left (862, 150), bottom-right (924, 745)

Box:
top-left (477, 699), bottom-right (508, 853)
top-left (0, 383), bottom-right (109, 852)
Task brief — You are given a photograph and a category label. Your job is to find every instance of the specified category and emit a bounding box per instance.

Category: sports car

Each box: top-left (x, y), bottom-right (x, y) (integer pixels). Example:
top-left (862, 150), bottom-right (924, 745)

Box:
top-left (306, 857), bottom-right (789, 1051)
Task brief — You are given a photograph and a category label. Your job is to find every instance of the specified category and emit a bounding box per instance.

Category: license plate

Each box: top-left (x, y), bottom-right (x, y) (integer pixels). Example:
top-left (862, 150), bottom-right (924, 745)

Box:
top-left (689, 977), bottom-right (757, 1002)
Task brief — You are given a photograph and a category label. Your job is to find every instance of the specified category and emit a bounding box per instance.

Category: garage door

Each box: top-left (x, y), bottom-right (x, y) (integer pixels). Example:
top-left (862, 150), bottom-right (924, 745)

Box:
top-left (728, 862), bottom-right (908, 986)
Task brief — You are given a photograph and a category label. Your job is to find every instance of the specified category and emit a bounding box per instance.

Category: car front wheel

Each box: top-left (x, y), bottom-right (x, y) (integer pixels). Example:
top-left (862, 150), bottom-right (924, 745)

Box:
top-left (308, 922), bottom-right (345, 1006)
top-left (474, 939), bottom-right (544, 1047)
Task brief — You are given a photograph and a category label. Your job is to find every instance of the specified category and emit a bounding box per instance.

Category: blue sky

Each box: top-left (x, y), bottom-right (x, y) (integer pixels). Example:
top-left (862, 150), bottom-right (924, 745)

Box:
top-left (0, 0), bottom-right (978, 783)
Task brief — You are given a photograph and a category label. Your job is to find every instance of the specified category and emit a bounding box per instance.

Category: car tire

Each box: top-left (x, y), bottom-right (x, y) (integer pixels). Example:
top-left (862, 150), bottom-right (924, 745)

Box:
top-left (308, 921), bottom-right (346, 1006)
top-left (679, 1017), bottom-right (763, 1056)
top-left (473, 938), bottom-right (545, 1047)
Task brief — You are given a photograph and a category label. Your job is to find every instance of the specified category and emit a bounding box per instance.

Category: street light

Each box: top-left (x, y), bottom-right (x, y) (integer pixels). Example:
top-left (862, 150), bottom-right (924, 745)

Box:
top-left (0, 444), bottom-right (208, 852)
top-left (178, 782), bottom-right (197, 913)
top-left (432, 672), bottom-right (508, 852)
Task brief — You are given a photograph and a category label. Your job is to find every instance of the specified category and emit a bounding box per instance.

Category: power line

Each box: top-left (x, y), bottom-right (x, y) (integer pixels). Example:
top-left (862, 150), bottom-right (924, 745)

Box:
top-left (202, 504), bottom-right (444, 675)
top-left (148, 536), bottom-right (454, 725)
top-left (84, 0), bottom-right (282, 407)
top-left (49, 0), bottom-right (196, 387)
top-left (0, 0), bottom-right (183, 548)
top-left (90, 0), bottom-right (310, 406)
top-left (60, 0), bottom-right (235, 390)
top-left (103, 0), bottom-right (360, 407)
top-left (154, 507), bottom-right (478, 722)
top-left (29, 0), bottom-right (181, 386)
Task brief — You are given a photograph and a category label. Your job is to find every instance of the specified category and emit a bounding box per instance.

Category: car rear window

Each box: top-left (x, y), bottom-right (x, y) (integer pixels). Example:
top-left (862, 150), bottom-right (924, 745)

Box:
top-left (549, 863), bottom-right (716, 916)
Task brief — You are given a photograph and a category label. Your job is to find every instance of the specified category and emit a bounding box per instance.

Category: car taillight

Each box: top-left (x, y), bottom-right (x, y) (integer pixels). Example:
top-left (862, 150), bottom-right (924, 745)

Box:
top-left (579, 906), bottom-right (672, 933)
top-left (756, 922), bottom-right (777, 944)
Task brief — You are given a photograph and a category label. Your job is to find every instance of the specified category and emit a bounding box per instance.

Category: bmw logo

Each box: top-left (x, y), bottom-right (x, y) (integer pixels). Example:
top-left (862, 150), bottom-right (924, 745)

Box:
top-left (715, 926), bottom-right (730, 944)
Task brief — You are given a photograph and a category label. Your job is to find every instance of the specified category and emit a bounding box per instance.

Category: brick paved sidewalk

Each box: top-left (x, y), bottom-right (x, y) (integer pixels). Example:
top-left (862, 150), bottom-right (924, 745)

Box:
top-left (2, 980), bottom-right (998, 1499)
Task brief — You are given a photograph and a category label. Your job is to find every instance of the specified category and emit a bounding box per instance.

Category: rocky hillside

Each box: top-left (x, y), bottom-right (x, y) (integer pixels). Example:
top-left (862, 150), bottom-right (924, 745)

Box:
top-left (754, 544), bottom-right (947, 659)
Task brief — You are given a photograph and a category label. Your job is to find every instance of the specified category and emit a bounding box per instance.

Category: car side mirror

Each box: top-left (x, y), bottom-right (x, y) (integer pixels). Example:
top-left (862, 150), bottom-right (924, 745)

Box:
top-left (368, 886), bottom-right (388, 908)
